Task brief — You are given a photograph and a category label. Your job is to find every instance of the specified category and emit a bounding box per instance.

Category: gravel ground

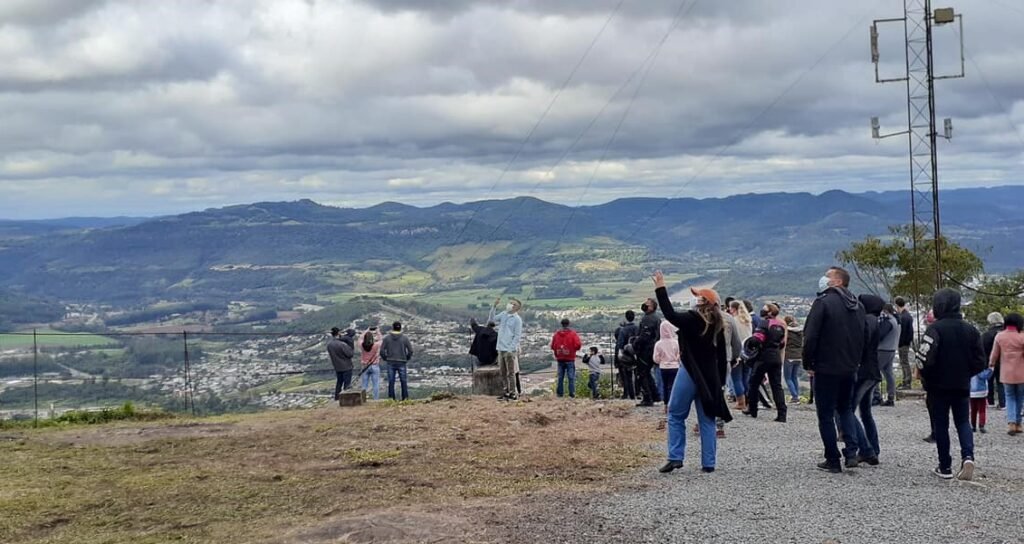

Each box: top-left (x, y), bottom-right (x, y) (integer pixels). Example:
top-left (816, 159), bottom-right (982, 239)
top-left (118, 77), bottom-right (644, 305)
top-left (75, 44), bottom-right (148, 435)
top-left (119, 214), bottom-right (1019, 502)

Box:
top-left (505, 399), bottom-right (1024, 544)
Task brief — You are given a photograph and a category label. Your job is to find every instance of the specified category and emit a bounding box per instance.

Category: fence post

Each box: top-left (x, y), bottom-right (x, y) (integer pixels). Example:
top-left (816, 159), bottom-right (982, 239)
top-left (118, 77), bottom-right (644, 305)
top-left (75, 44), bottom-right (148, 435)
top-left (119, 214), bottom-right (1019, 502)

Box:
top-left (33, 328), bottom-right (39, 427)
top-left (183, 331), bottom-right (195, 417)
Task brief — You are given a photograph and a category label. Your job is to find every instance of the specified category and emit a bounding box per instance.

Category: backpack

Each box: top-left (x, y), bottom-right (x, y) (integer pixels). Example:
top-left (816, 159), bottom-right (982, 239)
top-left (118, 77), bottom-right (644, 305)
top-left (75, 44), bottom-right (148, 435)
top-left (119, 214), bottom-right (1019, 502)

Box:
top-left (619, 342), bottom-right (638, 366)
top-left (361, 331), bottom-right (375, 353)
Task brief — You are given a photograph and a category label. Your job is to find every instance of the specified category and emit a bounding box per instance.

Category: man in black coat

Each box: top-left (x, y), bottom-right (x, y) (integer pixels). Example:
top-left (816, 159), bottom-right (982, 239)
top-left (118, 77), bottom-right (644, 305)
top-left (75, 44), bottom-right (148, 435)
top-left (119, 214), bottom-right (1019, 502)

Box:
top-left (615, 311), bottom-right (640, 400)
top-left (803, 266), bottom-right (867, 473)
top-left (327, 327), bottom-right (356, 400)
top-left (916, 288), bottom-right (986, 481)
top-left (634, 299), bottom-right (662, 407)
top-left (469, 318), bottom-right (499, 368)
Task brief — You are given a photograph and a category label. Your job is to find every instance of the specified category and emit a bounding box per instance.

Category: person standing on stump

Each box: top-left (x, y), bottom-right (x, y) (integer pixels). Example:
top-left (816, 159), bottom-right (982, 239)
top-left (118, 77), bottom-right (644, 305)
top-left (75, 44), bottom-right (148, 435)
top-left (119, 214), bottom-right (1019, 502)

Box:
top-left (803, 266), bottom-right (867, 473)
top-left (652, 271), bottom-right (732, 474)
top-left (490, 297), bottom-right (524, 401)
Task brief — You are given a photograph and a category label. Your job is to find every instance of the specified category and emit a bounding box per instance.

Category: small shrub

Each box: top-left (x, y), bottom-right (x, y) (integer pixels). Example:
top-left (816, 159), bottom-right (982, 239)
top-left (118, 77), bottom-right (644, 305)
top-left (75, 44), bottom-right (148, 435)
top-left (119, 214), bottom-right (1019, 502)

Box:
top-left (343, 448), bottom-right (401, 467)
top-left (550, 369), bottom-right (616, 399)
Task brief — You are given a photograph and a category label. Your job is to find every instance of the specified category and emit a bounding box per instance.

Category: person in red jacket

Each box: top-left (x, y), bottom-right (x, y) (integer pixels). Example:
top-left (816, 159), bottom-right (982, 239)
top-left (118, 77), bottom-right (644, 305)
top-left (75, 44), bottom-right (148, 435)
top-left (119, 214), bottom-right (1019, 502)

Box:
top-left (552, 318), bottom-right (583, 398)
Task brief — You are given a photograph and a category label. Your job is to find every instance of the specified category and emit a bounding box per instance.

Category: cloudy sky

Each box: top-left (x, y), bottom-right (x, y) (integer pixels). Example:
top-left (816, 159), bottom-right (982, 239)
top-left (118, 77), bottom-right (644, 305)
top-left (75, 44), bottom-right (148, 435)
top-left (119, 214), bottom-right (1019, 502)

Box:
top-left (1, 0), bottom-right (1022, 218)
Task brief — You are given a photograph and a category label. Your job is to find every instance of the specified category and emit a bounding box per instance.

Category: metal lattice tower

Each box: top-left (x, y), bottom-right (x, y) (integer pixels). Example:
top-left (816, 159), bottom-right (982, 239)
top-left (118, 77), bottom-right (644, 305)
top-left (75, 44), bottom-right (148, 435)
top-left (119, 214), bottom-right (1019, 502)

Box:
top-left (871, 1), bottom-right (964, 297)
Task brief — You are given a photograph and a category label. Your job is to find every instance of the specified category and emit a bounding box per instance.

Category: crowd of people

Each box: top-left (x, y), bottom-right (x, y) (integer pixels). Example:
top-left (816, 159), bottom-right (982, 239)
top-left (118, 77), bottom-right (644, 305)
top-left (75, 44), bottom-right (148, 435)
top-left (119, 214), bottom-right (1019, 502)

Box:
top-left (325, 266), bottom-right (1023, 480)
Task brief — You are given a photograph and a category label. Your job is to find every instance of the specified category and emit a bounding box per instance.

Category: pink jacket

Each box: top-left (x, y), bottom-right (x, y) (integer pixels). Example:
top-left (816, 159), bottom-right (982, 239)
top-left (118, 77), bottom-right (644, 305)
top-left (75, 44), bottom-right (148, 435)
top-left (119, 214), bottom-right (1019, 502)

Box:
top-left (653, 321), bottom-right (681, 370)
top-left (991, 327), bottom-right (1024, 385)
top-left (360, 331), bottom-right (381, 366)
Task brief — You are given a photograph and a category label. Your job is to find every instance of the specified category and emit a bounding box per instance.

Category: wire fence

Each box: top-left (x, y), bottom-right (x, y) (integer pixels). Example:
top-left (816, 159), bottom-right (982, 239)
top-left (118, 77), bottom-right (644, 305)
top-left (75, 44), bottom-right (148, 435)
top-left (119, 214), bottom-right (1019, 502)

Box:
top-left (0, 328), bottom-right (623, 426)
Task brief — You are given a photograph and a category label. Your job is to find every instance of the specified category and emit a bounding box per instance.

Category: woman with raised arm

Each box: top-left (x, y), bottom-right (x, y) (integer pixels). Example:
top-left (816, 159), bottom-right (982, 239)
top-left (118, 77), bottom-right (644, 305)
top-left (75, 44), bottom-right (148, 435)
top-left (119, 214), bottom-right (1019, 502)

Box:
top-left (653, 271), bottom-right (733, 474)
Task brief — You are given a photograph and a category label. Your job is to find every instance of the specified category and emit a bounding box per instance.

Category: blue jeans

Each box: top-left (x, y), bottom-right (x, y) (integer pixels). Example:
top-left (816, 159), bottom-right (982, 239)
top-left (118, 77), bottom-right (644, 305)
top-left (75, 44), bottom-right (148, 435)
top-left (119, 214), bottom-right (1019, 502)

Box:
top-left (588, 371), bottom-right (601, 399)
top-left (1004, 383), bottom-right (1024, 425)
top-left (361, 364), bottom-right (380, 400)
top-left (666, 366), bottom-right (717, 468)
top-left (852, 379), bottom-right (880, 457)
top-left (730, 365), bottom-right (750, 397)
top-left (784, 360), bottom-right (802, 399)
top-left (653, 366), bottom-right (664, 402)
top-left (556, 361), bottom-right (576, 398)
top-left (927, 388), bottom-right (974, 470)
top-left (334, 370), bottom-right (352, 399)
top-left (813, 373), bottom-right (860, 463)
top-left (387, 362), bottom-right (408, 401)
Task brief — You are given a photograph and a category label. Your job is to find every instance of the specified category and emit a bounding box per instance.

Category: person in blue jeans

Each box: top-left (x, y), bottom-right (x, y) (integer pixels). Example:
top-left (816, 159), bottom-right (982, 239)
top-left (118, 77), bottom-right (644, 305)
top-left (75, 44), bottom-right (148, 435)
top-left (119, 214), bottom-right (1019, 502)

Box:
top-left (583, 347), bottom-right (605, 399)
top-left (783, 316), bottom-right (804, 403)
top-left (552, 319), bottom-right (582, 398)
top-left (652, 272), bottom-right (732, 474)
top-left (380, 321), bottom-right (414, 401)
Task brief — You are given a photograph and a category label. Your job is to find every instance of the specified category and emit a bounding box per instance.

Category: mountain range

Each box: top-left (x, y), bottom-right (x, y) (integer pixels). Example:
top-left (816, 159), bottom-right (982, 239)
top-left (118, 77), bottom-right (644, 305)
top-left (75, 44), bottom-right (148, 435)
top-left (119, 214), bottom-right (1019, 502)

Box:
top-left (0, 186), bottom-right (1021, 307)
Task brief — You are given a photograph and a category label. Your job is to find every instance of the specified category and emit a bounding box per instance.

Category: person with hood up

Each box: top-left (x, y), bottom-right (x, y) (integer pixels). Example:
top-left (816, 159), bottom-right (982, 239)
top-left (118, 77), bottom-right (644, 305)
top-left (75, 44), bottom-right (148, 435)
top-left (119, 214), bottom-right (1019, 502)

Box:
top-left (652, 271), bottom-right (732, 474)
top-left (990, 313), bottom-right (1024, 435)
top-left (983, 312), bottom-right (1006, 409)
top-left (381, 321), bottom-right (415, 401)
top-left (634, 298), bottom-right (663, 407)
top-left (327, 327), bottom-right (357, 400)
top-left (490, 297), bottom-right (524, 401)
top-left (359, 326), bottom-right (382, 400)
top-left (552, 319), bottom-right (583, 398)
top-left (802, 266), bottom-right (867, 473)
top-left (743, 303), bottom-right (788, 422)
top-left (851, 294), bottom-right (884, 465)
top-left (469, 318), bottom-right (499, 368)
top-left (916, 289), bottom-right (985, 480)
top-left (653, 320), bottom-right (681, 429)
top-left (876, 303), bottom-right (901, 406)
top-left (615, 311), bottom-right (640, 400)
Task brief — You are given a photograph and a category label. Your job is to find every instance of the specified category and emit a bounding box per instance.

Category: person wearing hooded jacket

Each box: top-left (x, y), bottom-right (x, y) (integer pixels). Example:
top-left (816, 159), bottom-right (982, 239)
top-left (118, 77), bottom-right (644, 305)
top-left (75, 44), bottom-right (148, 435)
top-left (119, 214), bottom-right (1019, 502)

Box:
top-left (916, 288), bottom-right (985, 480)
top-left (802, 266), bottom-right (867, 473)
top-left (654, 320), bottom-right (681, 429)
top-left (653, 271), bottom-right (732, 474)
top-left (328, 328), bottom-right (357, 400)
top-left (850, 294), bottom-right (884, 464)
top-left (635, 299), bottom-right (662, 407)
top-left (875, 303), bottom-right (900, 406)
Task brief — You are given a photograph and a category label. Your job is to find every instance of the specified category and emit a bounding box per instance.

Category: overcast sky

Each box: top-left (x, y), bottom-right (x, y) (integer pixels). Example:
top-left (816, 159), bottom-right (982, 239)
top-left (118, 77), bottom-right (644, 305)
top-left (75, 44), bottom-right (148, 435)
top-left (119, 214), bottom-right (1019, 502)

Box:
top-left (1, 0), bottom-right (1022, 219)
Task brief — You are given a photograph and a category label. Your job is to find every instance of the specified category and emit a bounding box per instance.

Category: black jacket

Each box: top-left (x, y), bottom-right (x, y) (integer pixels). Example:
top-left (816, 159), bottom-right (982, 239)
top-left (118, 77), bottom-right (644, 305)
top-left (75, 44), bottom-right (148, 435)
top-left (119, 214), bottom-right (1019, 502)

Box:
top-left (469, 319), bottom-right (499, 365)
top-left (857, 295), bottom-right (884, 383)
top-left (916, 289), bottom-right (986, 395)
top-left (802, 286), bottom-right (867, 376)
top-left (983, 324), bottom-right (1004, 361)
top-left (615, 322), bottom-right (639, 350)
top-left (635, 312), bottom-right (661, 365)
top-left (655, 287), bottom-right (732, 423)
top-left (898, 309), bottom-right (914, 347)
top-left (327, 336), bottom-right (355, 372)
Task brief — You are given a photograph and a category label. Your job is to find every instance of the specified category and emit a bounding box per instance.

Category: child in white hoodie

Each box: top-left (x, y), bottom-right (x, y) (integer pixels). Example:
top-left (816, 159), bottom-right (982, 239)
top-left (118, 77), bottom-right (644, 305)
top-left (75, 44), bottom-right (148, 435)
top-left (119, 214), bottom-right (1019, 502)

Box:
top-left (653, 320), bottom-right (681, 427)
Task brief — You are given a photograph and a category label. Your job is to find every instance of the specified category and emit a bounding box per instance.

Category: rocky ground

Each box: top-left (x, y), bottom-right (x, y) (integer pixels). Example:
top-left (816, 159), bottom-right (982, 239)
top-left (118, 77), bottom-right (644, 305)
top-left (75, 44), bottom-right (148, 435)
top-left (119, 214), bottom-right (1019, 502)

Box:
top-left (502, 399), bottom-right (1024, 544)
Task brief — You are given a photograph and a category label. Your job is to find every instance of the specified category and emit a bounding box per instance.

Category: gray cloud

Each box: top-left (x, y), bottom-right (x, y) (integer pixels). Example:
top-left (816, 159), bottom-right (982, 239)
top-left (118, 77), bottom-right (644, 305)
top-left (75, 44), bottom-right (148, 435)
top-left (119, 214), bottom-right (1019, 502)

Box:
top-left (0, 0), bottom-right (1021, 218)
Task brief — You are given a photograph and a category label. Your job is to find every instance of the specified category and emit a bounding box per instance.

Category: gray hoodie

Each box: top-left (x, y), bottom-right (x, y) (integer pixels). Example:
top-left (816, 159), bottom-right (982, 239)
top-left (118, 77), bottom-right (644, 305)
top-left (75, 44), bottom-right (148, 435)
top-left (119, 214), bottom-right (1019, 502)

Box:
top-left (381, 331), bottom-right (414, 364)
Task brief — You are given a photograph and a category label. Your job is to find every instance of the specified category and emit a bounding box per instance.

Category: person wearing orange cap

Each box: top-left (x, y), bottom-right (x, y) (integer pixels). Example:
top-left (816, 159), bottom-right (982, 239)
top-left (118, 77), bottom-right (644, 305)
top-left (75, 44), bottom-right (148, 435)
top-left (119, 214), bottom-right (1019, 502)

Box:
top-left (652, 271), bottom-right (732, 474)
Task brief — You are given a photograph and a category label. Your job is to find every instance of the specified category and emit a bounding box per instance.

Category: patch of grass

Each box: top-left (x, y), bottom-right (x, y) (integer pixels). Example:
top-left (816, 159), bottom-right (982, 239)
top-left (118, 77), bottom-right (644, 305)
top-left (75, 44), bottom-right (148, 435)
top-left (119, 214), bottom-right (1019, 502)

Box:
top-left (0, 331), bottom-right (118, 349)
top-left (0, 397), bottom-right (660, 543)
top-left (0, 402), bottom-right (174, 430)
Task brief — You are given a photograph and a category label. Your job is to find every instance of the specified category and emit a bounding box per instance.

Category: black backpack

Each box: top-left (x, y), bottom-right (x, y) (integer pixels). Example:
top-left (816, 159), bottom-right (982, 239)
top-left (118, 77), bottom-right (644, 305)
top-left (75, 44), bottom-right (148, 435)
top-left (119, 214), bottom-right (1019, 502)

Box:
top-left (361, 331), bottom-right (375, 353)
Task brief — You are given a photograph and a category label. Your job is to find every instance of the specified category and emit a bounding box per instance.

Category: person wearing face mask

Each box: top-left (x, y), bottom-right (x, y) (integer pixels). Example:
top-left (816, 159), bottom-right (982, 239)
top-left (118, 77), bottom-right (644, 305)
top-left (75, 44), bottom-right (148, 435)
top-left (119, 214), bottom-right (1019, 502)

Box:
top-left (803, 266), bottom-right (868, 473)
top-left (742, 303), bottom-right (788, 422)
top-left (652, 271), bottom-right (732, 474)
top-left (633, 298), bottom-right (663, 407)
top-left (490, 296), bottom-right (524, 401)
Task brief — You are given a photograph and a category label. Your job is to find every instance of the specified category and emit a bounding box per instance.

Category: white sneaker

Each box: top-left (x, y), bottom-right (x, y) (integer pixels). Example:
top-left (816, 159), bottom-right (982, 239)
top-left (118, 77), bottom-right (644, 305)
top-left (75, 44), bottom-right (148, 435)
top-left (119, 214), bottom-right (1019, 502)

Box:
top-left (956, 459), bottom-right (975, 481)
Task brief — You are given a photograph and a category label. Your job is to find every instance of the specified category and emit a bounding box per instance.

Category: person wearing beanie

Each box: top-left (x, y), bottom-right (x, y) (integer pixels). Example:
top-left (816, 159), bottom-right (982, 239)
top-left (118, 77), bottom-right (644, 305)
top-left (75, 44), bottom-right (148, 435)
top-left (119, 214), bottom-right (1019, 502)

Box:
top-left (380, 321), bottom-right (414, 401)
top-left (551, 318), bottom-right (582, 398)
top-left (983, 312), bottom-right (1006, 408)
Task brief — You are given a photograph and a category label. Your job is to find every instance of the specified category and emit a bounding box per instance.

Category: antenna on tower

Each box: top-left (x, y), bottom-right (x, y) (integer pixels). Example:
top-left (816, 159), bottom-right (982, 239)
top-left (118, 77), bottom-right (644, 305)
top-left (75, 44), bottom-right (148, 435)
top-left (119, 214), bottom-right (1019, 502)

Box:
top-left (870, 1), bottom-right (965, 337)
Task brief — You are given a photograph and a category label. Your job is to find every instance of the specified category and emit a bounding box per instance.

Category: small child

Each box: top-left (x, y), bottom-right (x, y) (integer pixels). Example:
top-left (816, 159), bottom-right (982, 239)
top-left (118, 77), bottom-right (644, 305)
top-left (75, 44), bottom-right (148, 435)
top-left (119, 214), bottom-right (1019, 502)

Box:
top-left (582, 347), bottom-right (604, 399)
top-left (970, 367), bottom-right (994, 433)
top-left (653, 321), bottom-right (681, 429)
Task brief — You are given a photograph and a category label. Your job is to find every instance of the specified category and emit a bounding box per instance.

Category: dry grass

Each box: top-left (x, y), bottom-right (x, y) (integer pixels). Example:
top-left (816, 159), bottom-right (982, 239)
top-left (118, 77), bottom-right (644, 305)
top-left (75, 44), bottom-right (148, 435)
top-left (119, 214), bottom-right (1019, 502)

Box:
top-left (0, 397), bottom-right (660, 543)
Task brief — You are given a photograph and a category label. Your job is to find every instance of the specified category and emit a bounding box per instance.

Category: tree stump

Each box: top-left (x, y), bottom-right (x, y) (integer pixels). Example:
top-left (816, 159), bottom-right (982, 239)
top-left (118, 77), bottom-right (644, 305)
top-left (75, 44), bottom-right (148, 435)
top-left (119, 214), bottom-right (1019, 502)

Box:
top-left (338, 390), bottom-right (366, 407)
top-left (473, 366), bottom-right (505, 397)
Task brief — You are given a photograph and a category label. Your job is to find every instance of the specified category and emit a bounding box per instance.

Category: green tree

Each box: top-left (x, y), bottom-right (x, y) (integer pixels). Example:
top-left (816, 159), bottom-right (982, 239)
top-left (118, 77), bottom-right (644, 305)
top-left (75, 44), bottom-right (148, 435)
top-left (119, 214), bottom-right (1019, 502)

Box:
top-left (838, 225), bottom-right (984, 303)
top-left (963, 272), bottom-right (1024, 327)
